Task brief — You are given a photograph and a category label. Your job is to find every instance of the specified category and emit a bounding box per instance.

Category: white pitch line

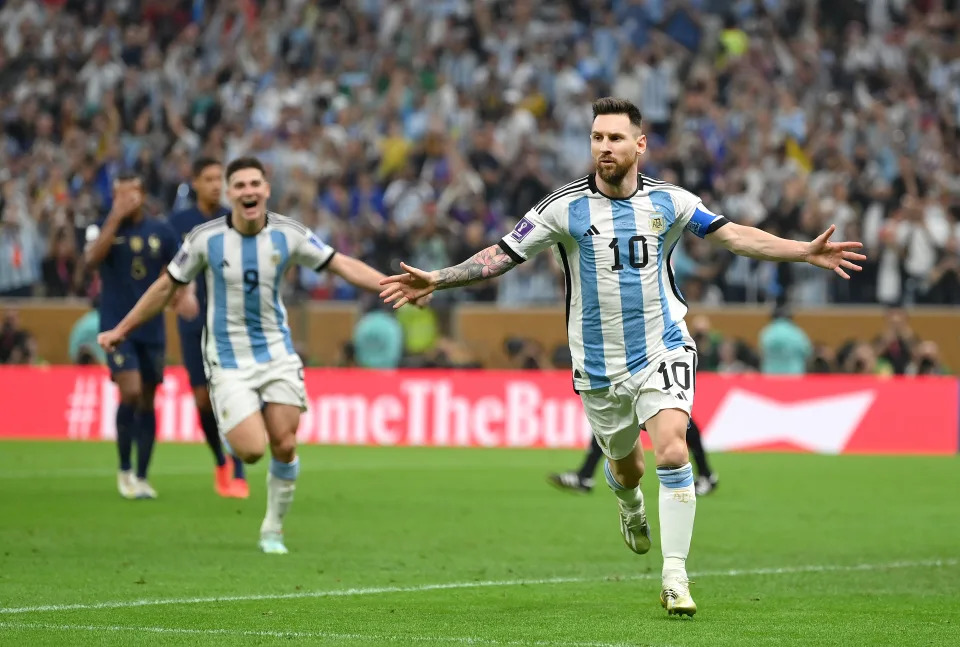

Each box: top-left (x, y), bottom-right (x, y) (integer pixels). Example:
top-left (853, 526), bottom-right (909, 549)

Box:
top-left (0, 558), bottom-right (954, 616)
top-left (0, 621), bottom-right (662, 647)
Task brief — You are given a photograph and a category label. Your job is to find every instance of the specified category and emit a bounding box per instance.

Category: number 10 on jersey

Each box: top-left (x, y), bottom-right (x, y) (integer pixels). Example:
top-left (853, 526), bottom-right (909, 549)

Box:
top-left (609, 236), bottom-right (649, 271)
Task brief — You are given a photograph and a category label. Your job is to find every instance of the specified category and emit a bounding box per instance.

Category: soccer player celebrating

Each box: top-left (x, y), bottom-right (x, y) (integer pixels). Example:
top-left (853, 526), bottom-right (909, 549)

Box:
top-left (169, 157), bottom-right (248, 499)
top-left (85, 171), bottom-right (184, 500)
top-left (98, 157), bottom-right (408, 555)
top-left (379, 98), bottom-right (865, 616)
top-left (549, 417), bottom-right (718, 496)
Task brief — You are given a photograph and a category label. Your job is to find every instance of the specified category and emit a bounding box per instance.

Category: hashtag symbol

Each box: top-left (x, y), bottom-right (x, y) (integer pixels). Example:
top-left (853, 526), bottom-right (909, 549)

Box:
top-left (65, 376), bottom-right (100, 439)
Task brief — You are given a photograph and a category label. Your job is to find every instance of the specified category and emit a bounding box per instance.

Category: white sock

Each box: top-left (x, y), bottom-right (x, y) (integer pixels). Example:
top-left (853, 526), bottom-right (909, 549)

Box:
top-left (604, 460), bottom-right (644, 508)
top-left (261, 456), bottom-right (299, 535)
top-left (656, 463), bottom-right (696, 578)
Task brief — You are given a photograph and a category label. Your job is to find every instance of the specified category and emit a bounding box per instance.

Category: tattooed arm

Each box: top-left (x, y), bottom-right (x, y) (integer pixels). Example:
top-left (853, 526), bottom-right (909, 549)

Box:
top-left (434, 244), bottom-right (517, 289)
top-left (378, 244), bottom-right (518, 309)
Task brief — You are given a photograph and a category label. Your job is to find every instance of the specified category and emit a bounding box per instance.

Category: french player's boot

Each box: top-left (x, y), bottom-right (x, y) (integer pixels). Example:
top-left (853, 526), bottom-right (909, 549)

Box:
top-left (117, 470), bottom-right (137, 499)
top-left (134, 479), bottom-right (158, 500)
top-left (660, 574), bottom-right (696, 617)
top-left (694, 473), bottom-right (719, 497)
top-left (618, 499), bottom-right (652, 554)
top-left (229, 477), bottom-right (250, 499)
top-left (258, 531), bottom-right (288, 555)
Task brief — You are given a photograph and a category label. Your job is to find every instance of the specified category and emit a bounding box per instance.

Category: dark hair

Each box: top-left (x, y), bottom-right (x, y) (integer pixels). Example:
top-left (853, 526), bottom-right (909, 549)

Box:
top-left (192, 157), bottom-right (221, 178)
top-left (592, 97), bottom-right (643, 129)
top-left (225, 157), bottom-right (266, 181)
top-left (113, 170), bottom-right (141, 184)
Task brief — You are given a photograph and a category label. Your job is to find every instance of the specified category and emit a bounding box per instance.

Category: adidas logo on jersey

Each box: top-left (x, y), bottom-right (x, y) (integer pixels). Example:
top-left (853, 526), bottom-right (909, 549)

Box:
top-left (583, 225), bottom-right (600, 237)
top-left (221, 259), bottom-right (230, 268)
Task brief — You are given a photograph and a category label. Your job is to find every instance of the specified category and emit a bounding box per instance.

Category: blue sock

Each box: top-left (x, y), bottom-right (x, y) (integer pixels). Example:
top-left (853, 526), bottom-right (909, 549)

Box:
top-left (269, 456), bottom-right (300, 481)
top-left (116, 403), bottom-right (136, 472)
top-left (232, 455), bottom-right (246, 480)
top-left (199, 410), bottom-right (226, 467)
top-left (656, 464), bottom-right (695, 489)
top-left (135, 408), bottom-right (157, 480)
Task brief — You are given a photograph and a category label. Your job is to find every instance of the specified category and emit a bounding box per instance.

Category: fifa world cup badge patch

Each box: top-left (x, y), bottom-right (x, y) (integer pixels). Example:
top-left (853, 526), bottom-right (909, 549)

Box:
top-left (510, 217), bottom-right (536, 242)
top-left (650, 215), bottom-right (665, 234)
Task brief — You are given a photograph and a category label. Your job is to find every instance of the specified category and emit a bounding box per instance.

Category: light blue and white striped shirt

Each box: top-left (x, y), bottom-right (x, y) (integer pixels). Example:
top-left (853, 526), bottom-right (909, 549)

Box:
top-left (498, 174), bottom-right (727, 391)
top-left (167, 212), bottom-right (335, 371)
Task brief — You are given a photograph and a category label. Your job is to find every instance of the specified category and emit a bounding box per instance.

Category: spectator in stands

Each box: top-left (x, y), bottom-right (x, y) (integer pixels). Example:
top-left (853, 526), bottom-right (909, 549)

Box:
top-left (41, 226), bottom-right (80, 297)
top-left (0, 310), bottom-right (34, 364)
top-left (875, 307), bottom-right (917, 375)
top-left (759, 305), bottom-right (812, 376)
top-left (907, 341), bottom-right (948, 376)
top-left (352, 310), bottom-right (404, 370)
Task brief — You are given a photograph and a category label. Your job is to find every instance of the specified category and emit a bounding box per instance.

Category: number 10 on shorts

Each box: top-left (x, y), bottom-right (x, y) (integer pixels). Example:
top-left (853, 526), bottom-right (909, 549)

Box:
top-left (657, 360), bottom-right (691, 393)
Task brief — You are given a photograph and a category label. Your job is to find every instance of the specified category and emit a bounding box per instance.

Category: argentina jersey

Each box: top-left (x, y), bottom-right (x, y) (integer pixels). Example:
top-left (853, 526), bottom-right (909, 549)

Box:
top-left (166, 212), bottom-right (335, 371)
top-left (498, 174), bottom-right (728, 392)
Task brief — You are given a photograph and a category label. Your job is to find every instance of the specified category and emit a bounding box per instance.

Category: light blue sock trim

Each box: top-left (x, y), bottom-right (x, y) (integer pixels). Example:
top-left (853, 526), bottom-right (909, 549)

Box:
top-left (604, 461), bottom-right (626, 491)
top-left (657, 463), bottom-right (694, 489)
top-left (270, 456), bottom-right (300, 480)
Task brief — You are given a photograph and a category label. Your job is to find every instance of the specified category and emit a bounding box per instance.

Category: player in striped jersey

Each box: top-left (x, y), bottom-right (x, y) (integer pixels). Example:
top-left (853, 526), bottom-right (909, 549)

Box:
top-left (380, 97), bottom-right (866, 616)
top-left (98, 157), bottom-right (410, 554)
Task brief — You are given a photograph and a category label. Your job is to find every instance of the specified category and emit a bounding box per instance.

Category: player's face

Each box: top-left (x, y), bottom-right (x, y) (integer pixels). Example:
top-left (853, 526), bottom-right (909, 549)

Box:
top-left (112, 178), bottom-right (144, 212)
top-left (591, 114), bottom-right (646, 186)
top-left (192, 164), bottom-right (223, 206)
top-left (227, 168), bottom-right (270, 222)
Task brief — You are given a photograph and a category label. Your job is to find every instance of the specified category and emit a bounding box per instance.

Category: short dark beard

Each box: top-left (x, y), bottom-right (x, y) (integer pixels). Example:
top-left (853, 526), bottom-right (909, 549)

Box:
top-left (596, 159), bottom-right (633, 186)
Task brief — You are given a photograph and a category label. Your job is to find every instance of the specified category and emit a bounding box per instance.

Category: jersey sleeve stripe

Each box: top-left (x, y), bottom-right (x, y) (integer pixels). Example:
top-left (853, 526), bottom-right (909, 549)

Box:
top-left (704, 217), bottom-right (729, 235)
top-left (497, 238), bottom-right (526, 264)
top-left (166, 268), bottom-right (189, 285)
top-left (533, 177), bottom-right (589, 213)
top-left (534, 182), bottom-right (589, 215)
top-left (314, 249), bottom-right (336, 272)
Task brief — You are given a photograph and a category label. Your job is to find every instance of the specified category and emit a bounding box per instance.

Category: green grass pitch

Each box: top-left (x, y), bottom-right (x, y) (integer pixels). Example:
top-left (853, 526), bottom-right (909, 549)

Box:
top-left (0, 442), bottom-right (957, 646)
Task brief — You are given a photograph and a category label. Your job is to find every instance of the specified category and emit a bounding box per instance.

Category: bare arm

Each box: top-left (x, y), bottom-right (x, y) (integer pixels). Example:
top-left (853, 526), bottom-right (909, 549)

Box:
top-left (707, 222), bottom-right (866, 278)
top-left (84, 212), bottom-right (125, 269)
top-left (84, 192), bottom-right (141, 269)
top-left (433, 243), bottom-right (517, 289)
top-left (326, 254), bottom-right (389, 294)
top-left (706, 222), bottom-right (808, 262)
top-left (377, 243), bottom-right (518, 309)
top-left (113, 273), bottom-right (179, 338)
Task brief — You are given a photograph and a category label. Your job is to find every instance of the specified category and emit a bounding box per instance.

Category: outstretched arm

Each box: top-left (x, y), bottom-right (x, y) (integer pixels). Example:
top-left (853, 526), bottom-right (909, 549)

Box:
top-left (434, 243), bottom-right (517, 289)
top-left (326, 254), bottom-right (389, 293)
top-left (707, 222), bottom-right (866, 279)
top-left (98, 273), bottom-right (179, 351)
top-left (379, 243), bottom-right (517, 308)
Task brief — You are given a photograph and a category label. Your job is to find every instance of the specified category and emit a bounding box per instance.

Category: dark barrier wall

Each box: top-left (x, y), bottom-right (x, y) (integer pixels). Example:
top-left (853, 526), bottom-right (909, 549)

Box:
top-left (3, 300), bottom-right (959, 372)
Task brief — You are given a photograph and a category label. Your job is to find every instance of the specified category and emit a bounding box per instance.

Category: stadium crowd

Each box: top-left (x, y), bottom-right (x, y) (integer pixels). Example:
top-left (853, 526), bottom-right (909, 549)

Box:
top-left (0, 0), bottom-right (957, 371)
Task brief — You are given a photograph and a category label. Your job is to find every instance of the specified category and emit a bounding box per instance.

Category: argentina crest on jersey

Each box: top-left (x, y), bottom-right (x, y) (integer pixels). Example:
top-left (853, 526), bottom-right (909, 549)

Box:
top-left (650, 213), bottom-right (666, 234)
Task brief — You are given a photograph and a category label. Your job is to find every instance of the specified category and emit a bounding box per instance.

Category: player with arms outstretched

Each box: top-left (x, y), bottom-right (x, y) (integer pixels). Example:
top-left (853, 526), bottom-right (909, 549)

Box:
top-left (85, 171), bottom-right (186, 500)
top-left (169, 157), bottom-right (248, 499)
top-left (380, 98), bottom-right (865, 616)
top-left (99, 157), bottom-right (407, 554)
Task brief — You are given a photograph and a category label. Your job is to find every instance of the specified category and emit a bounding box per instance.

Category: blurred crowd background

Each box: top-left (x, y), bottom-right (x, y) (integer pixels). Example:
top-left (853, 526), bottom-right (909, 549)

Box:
top-left (0, 0), bottom-right (957, 373)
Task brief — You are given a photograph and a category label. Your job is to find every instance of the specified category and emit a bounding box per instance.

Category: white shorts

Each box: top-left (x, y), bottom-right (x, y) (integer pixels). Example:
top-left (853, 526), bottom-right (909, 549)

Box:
top-left (580, 346), bottom-right (697, 460)
top-left (208, 354), bottom-right (307, 433)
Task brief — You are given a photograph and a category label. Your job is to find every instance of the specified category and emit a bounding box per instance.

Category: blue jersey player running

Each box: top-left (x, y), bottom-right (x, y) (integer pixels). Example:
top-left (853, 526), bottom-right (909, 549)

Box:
top-left (98, 157), bottom-right (421, 554)
top-left (169, 157), bottom-right (248, 499)
top-left (380, 97), bottom-right (866, 618)
top-left (85, 171), bottom-right (183, 500)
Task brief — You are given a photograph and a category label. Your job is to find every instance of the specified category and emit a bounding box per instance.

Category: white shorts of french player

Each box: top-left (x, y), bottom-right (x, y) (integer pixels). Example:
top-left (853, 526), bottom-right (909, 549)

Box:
top-left (208, 354), bottom-right (308, 433)
top-left (579, 346), bottom-right (697, 460)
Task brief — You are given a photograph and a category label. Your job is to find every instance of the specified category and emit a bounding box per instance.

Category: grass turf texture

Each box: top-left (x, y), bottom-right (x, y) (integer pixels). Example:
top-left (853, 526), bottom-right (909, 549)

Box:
top-left (0, 442), bottom-right (957, 647)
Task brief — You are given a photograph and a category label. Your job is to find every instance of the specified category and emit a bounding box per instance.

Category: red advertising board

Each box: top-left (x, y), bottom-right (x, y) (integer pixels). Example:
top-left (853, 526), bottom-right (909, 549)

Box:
top-left (0, 367), bottom-right (956, 454)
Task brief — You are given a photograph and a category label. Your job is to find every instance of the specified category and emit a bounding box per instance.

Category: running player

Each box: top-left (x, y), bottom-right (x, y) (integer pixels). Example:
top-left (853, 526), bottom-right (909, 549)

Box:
top-left (379, 98), bottom-right (865, 616)
top-left (98, 157), bottom-right (415, 554)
